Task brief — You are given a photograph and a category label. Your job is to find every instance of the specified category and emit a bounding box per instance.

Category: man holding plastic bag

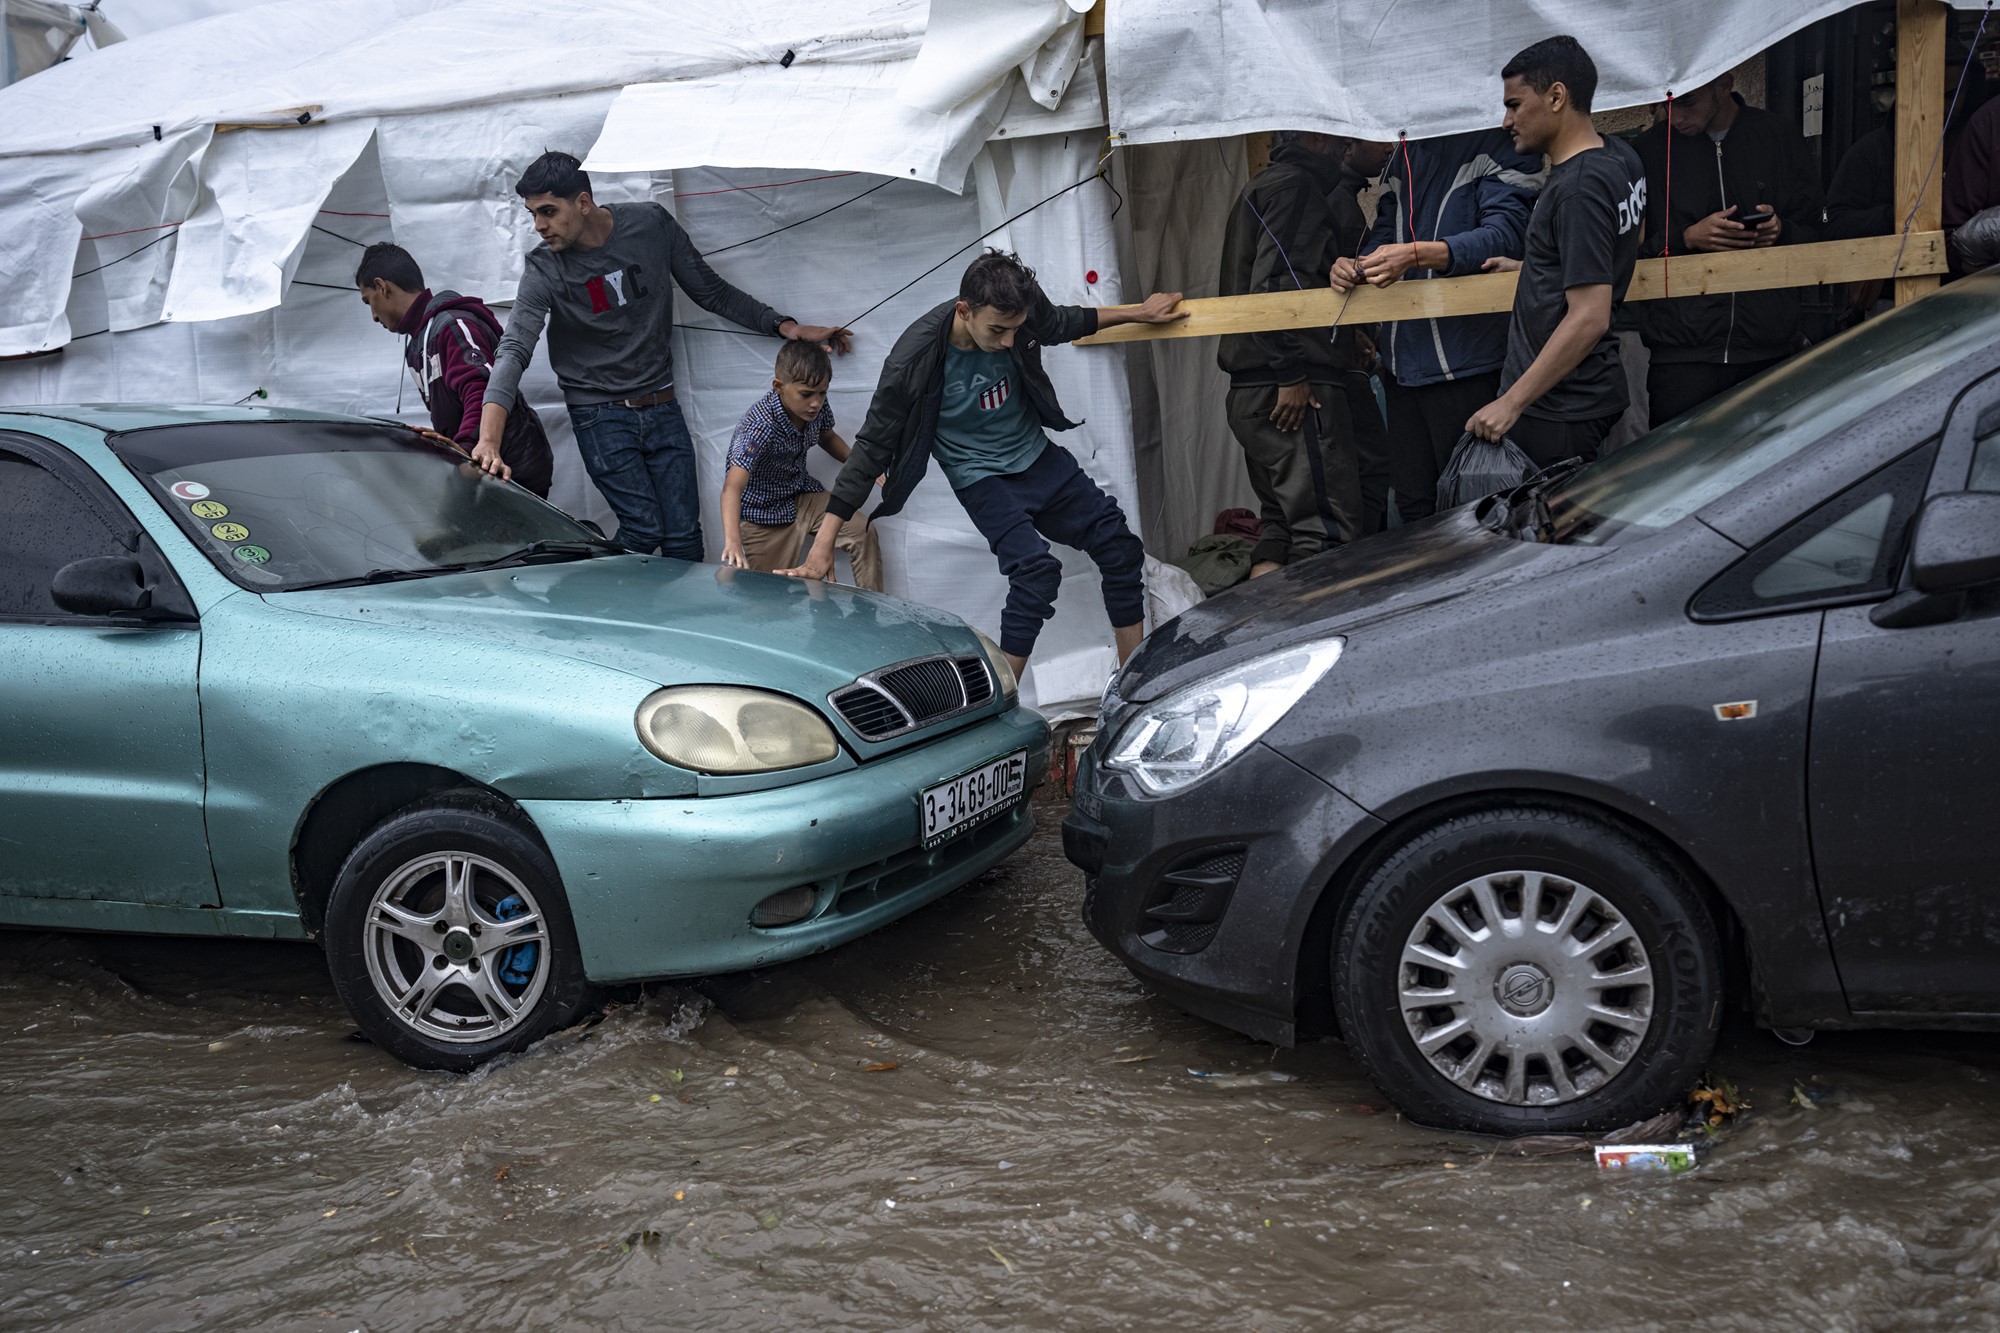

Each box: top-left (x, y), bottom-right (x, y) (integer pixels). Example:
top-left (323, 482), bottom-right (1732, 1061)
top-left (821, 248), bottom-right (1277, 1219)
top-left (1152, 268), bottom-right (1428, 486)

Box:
top-left (1461, 36), bottom-right (1644, 483)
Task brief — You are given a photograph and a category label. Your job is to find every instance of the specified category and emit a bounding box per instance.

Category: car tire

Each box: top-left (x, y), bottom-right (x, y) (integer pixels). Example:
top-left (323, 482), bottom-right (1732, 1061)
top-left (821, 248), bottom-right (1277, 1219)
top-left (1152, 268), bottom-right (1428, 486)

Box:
top-left (1333, 806), bottom-right (1722, 1135)
top-left (323, 793), bottom-right (599, 1071)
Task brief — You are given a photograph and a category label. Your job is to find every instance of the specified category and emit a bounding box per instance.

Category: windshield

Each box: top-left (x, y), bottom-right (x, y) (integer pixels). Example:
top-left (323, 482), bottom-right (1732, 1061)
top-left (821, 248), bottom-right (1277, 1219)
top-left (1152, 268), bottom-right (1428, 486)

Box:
top-left (110, 419), bottom-right (604, 591)
top-left (1545, 278), bottom-right (2000, 545)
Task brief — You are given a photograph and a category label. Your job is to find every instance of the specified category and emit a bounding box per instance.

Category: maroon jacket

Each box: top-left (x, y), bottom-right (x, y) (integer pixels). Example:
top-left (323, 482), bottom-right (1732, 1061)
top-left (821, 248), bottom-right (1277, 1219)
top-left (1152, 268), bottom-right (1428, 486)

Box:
top-left (398, 289), bottom-right (554, 497)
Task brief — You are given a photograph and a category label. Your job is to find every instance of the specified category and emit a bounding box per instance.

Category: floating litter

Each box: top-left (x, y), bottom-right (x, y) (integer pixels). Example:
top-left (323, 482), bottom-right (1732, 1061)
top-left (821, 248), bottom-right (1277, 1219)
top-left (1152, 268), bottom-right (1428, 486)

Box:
top-left (1593, 1143), bottom-right (1697, 1172)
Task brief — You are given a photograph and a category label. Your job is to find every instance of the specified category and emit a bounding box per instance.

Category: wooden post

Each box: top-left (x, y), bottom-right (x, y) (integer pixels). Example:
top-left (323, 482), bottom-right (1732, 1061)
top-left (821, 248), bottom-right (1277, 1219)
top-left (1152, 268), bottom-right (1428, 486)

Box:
top-left (1085, 1), bottom-right (1104, 38)
top-left (1246, 132), bottom-right (1272, 178)
top-left (1893, 0), bottom-right (1947, 304)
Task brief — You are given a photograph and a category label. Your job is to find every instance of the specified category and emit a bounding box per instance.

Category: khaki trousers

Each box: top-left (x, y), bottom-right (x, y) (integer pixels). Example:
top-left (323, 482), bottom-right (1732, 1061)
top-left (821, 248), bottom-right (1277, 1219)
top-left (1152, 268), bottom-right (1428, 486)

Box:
top-left (738, 490), bottom-right (883, 590)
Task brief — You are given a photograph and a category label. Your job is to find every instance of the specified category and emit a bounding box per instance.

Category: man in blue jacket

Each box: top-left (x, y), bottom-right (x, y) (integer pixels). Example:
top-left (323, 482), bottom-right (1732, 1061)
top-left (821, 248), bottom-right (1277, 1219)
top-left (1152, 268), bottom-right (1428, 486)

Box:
top-left (1332, 129), bottom-right (1541, 521)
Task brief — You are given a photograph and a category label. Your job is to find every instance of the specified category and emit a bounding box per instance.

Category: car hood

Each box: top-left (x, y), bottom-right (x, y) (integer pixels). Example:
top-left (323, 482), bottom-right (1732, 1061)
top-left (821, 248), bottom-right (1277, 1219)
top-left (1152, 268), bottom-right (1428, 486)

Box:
top-left (270, 555), bottom-right (977, 695)
top-left (1120, 508), bottom-right (1607, 701)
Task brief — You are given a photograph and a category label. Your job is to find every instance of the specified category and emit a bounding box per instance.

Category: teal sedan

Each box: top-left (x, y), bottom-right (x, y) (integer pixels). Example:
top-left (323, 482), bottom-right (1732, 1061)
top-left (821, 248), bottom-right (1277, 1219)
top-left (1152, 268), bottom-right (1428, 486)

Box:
top-left (0, 406), bottom-right (1049, 1069)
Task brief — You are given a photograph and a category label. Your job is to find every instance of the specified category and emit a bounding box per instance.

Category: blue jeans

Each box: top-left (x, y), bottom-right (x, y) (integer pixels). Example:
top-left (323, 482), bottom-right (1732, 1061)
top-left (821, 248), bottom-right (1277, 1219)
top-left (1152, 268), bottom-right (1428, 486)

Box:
top-left (566, 398), bottom-right (703, 560)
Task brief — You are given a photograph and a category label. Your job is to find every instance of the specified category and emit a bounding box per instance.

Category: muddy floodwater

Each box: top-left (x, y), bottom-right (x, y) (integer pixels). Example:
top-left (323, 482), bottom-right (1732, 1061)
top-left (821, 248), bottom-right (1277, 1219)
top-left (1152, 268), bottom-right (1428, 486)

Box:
top-left (3, 789), bottom-right (1998, 1331)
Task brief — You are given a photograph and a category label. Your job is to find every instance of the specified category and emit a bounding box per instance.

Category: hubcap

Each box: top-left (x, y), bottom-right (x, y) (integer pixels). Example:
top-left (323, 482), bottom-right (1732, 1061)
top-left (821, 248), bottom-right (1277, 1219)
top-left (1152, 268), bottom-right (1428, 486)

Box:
top-left (360, 852), bottom-right (552, 1045)
top-left (1397, 870), bottom-right (1655, 1107)
top-left (1495, 963), bottom-right (1554, 1017)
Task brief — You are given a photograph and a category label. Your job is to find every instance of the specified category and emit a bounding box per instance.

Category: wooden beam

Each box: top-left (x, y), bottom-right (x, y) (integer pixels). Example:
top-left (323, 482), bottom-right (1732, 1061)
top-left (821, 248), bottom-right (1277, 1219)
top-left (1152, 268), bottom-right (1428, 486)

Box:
top-left (1893, 0), bottom-right (1947, 304)
top-left (215, 104), bottom-right (323, 132)
top-left (1077, 233), bottom-right (1950, 345)
top-left (1084, 1), bottom-right (1104, 39)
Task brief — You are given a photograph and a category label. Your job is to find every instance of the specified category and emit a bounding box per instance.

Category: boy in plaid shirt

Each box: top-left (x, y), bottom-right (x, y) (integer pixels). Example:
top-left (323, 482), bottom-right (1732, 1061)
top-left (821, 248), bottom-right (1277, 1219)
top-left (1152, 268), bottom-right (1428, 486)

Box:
top-left (720, 340), bottom-right (883, 589)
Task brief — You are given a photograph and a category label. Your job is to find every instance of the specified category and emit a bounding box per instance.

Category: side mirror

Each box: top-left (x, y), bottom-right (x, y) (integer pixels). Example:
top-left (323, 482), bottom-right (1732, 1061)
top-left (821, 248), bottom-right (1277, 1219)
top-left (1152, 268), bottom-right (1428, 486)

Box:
top-left (50, 555), bottom-right (153, 617)
top-left (579, 519), bottom-right (606, 538)
top-left (1910, 492), bottom-right (2000, 594)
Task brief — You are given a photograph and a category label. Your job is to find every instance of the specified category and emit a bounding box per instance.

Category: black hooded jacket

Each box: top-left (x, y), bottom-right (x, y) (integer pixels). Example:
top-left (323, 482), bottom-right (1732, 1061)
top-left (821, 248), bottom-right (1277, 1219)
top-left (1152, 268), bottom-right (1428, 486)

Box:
top-left (824, 287), bottom-right (1096, 523)
top-left (1215, 142), bottom-right (1367, 385)
top-left (1634, 100), bottom-right (1824, 365)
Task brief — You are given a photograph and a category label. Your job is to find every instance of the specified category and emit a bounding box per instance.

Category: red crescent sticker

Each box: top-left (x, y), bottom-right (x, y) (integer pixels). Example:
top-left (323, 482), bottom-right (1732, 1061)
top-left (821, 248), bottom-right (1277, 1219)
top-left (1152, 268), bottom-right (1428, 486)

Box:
top-left (170, 481), bottom-right (210, 501)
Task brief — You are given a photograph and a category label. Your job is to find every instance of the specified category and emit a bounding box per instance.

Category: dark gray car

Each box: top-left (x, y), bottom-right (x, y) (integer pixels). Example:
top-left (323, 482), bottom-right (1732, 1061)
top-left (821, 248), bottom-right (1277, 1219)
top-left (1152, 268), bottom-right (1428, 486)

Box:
top-left (1065, 275), bottom-right (2000, 1135)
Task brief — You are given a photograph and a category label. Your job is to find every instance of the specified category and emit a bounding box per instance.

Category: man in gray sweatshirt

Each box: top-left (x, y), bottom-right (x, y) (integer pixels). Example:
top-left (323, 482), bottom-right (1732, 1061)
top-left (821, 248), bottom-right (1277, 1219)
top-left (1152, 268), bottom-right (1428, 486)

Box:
top-left (475, 151), bottom-right (850, 559)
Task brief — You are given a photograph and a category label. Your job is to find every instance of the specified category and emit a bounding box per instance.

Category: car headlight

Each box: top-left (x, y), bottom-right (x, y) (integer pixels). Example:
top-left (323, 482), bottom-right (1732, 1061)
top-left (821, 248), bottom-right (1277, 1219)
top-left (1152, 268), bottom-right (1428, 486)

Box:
top-left (635, 686), bottom-right (840, 774)
top-left (1102, 638), bottom-right (1343, 796)
top-left (974, 629), bottom-right (1018, 700)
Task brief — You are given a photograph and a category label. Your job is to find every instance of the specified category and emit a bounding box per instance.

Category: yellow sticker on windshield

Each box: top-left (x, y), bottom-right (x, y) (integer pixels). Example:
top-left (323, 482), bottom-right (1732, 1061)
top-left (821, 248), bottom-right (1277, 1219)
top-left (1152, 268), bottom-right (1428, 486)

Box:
top-left (210, 521), bottom-right (250, 543)
top-left (191, 500), bottom-right (229, 519)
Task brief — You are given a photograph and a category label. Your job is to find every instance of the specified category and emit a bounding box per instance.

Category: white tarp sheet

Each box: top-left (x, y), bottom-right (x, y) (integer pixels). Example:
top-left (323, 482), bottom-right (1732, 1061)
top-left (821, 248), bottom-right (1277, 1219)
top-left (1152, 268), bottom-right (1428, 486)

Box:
top-left (0, 0), bottom-right (932, 157)
top-left (1105, 0), bottom-right (1990, 146)
top-left (900, 0), bottom-right (1090, 115)
top-left (72, 127), bottom-right (210, 333)
top-left (585, 30), bottom-right (1106, 188)
top-left (161, 120), bottom-right (377, 324)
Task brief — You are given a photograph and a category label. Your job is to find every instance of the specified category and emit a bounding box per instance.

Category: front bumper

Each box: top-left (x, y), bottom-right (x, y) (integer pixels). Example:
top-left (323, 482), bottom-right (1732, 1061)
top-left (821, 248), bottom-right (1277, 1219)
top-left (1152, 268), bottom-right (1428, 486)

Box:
top-left (1063, 739), bottom-right (1382, 1046)
top-left (523, 706), bottom-right (1050, 982)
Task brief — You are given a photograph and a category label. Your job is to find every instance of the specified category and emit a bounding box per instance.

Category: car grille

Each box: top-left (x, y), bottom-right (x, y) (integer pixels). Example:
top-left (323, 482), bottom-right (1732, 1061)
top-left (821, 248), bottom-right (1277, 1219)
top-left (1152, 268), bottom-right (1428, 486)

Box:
top-left (830, 654), bottom-right (995, 741)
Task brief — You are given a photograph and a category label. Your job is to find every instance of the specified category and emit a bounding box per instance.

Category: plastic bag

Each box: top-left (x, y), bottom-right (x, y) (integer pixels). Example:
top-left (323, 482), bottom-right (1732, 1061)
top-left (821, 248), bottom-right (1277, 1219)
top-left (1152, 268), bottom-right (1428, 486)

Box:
top-left (1436, 432), bottom-right (1536, 509)
top-left (1954, 204), bottom-right (2000, 272)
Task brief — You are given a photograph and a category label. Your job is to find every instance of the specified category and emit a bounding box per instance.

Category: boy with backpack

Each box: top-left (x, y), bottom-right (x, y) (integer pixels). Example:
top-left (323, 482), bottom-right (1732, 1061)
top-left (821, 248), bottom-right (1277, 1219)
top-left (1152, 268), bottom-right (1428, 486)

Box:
top-left (355, 242), bottom-right (555, 497)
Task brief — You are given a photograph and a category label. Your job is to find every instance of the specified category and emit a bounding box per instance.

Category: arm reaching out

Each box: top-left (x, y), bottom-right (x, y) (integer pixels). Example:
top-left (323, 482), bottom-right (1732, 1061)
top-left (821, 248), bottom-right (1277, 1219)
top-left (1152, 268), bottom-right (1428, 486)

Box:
top-left (719, 466), bottom-right (752, 569)
top-left (1096, 292), bottom-right (1188, 329)
top-left (477, 274), bottom-right (551, 469)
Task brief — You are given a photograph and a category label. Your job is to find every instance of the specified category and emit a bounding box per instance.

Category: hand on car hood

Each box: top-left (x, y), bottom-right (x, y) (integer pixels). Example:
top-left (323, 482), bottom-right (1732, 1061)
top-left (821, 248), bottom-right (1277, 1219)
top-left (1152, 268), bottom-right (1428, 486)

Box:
top-left (1120, 510), bottom-right (1604, 701)
top-left (271, 557), bottom-right (975, 695)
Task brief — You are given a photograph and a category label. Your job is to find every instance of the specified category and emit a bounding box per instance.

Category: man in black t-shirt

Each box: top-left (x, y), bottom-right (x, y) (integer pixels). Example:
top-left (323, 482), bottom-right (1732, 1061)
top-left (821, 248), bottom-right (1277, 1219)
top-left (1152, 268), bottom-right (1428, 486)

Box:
top-left (1468, 35), bottom-right (1645, 469)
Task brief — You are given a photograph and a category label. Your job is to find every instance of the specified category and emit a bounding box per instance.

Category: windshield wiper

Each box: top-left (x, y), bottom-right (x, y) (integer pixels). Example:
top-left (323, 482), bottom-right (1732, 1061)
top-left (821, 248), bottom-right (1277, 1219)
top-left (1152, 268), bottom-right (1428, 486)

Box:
top-left (286, 538), bottom-right (624, 591)
top-left (1502, 456), bottom-right (1589, 542)
top-left (291, 565), bottom-right (463, 590)
top-left (455, 537), bottom-right (626, 571)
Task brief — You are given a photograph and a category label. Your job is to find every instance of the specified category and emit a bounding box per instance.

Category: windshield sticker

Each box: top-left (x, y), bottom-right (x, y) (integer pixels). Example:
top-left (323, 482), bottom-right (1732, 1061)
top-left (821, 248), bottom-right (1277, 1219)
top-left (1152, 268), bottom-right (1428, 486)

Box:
top-left (190, 500), bottom-right (229, 519)
top-left (210, 521), bottom-right (250, 543)
top-left (233, 544), bottom-right (271, 565)
top-left (169, 481), bottom-right (210, 501)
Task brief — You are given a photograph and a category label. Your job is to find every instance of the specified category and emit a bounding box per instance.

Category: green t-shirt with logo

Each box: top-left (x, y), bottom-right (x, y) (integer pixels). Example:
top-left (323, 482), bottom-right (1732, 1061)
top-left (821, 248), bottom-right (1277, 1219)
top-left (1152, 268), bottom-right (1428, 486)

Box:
top-left (932, 343), bottom-right (1048, 489)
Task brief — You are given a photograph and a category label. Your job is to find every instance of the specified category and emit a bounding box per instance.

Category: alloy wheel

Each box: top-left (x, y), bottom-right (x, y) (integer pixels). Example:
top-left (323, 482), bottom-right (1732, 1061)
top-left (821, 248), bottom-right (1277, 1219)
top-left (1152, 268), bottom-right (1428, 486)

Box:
top-left (360, 851), bottom-right (552, 1044)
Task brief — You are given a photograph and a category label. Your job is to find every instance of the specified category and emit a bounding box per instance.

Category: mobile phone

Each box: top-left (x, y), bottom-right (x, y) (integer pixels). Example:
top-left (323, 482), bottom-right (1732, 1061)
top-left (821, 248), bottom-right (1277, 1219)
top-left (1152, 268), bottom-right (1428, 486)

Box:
top-left (1731, 206), bottom-right (1775, 227)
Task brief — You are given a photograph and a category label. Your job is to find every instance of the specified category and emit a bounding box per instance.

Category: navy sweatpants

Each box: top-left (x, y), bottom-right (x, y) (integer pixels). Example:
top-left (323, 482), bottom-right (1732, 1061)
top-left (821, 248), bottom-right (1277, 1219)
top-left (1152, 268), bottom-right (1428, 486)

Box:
top-left (955, 444), bottom-right (1146, 658)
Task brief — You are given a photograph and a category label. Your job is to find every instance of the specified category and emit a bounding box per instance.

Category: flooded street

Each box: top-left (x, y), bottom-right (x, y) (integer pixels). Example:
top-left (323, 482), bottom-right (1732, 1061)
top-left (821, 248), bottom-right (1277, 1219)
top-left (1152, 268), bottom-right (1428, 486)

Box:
top-left (4, 788), bottom-right (1999, 1331)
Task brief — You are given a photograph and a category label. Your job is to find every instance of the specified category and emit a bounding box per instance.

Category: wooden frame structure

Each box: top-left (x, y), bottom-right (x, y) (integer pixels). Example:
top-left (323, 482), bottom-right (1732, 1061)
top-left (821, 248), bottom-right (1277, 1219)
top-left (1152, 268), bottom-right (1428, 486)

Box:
top-left (1078, 0), bottom-right (1955, 347)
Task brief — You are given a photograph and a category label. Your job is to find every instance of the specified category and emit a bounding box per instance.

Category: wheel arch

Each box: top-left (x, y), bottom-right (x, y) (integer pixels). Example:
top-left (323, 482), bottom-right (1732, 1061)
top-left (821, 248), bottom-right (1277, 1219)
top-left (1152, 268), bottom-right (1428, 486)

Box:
top-left (1290, 787), bottom-right (1752, 1040)
top-left (290, 763), bottom-right (547, 937)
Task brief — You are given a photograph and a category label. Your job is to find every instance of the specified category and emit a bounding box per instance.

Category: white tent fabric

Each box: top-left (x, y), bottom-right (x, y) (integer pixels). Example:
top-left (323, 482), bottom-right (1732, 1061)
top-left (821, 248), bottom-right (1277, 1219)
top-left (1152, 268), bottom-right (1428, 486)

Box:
top-left (583, 39), bottom-right (1106, 189)
top-left (899, 0), bottom-right (1090, 116)
top-left (73, 127), bottom-right (210, 333)
top-left (1105, 0), bottom-right (1988, 146)
top-left (0, 0), bottom-right (929, 157)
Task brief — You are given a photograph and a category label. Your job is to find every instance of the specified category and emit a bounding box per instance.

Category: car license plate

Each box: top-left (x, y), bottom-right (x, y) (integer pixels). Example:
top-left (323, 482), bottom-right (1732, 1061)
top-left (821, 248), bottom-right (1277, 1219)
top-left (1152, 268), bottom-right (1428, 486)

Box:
top-left (920, 750), bottom-right (1028, 849)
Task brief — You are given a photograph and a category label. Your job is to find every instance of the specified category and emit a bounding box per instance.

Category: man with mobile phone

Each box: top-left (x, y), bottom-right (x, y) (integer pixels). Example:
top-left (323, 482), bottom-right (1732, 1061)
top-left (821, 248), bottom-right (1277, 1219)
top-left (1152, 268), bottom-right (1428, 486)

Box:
top-left (1634, 73), bottom-right (1823, 424)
